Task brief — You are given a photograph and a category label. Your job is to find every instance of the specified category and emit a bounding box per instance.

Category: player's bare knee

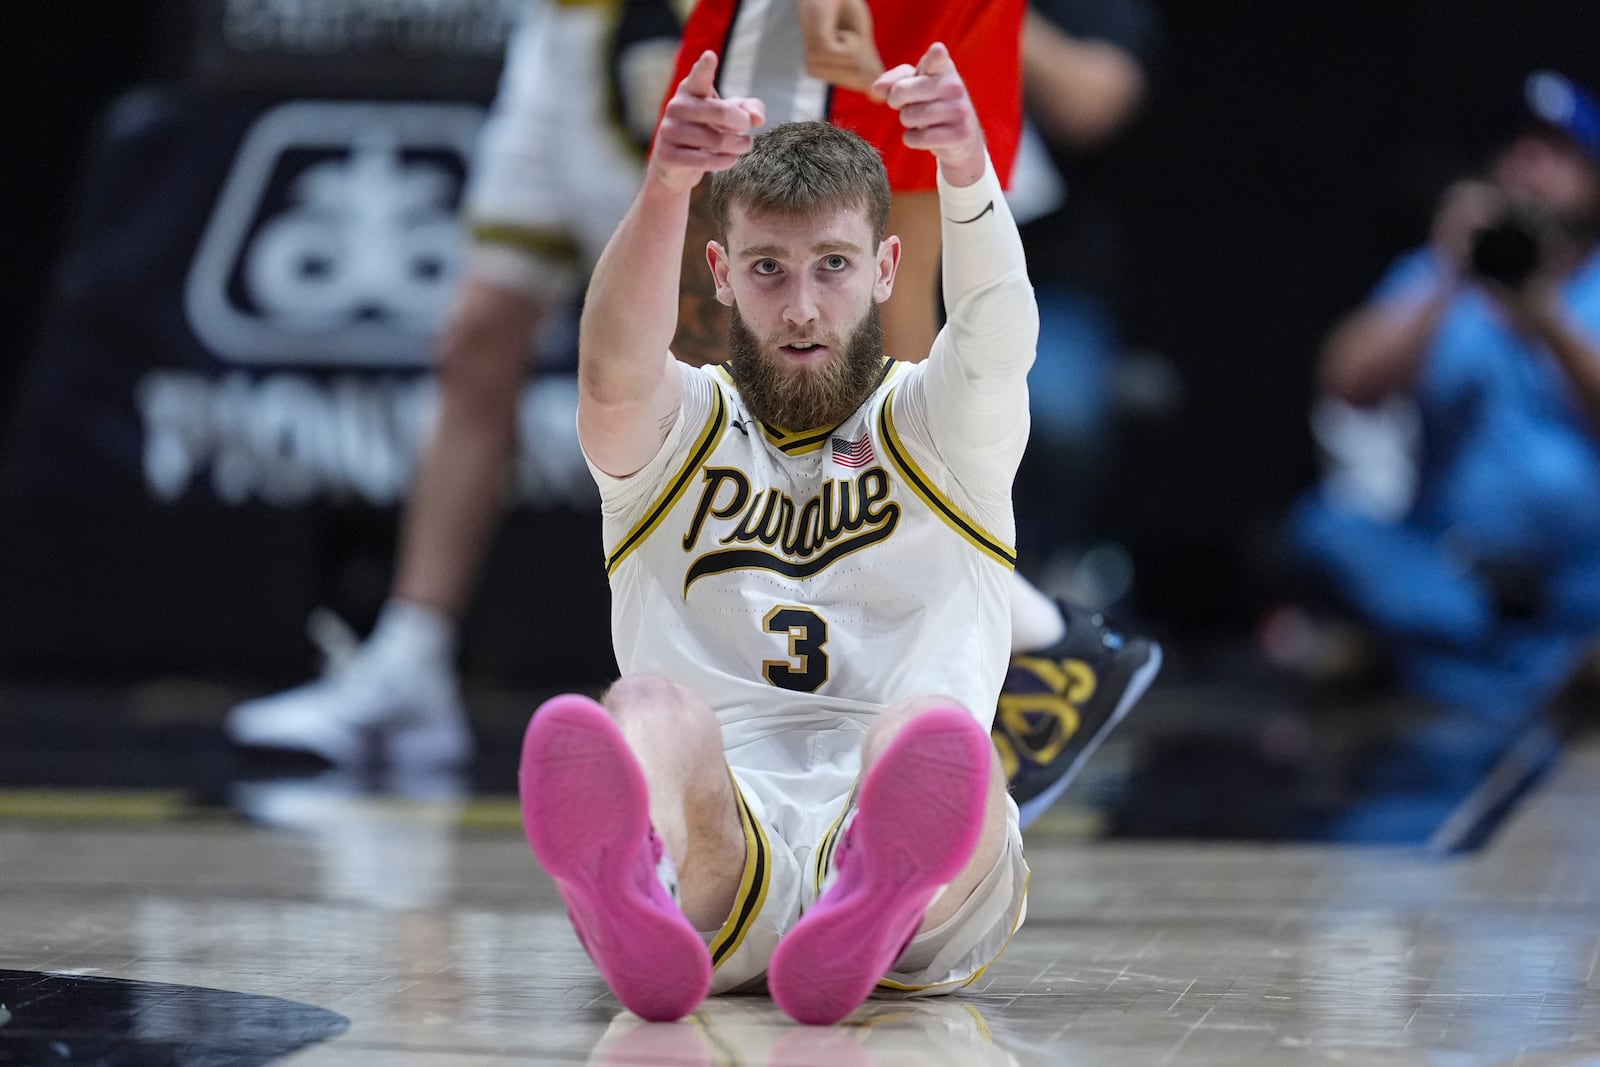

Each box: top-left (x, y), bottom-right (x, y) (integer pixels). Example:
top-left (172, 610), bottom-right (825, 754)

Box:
top-left (864, 694), bottom-right (971, 762)
top-left (602, 672), bottom-right (693, 712)
top-left (602, 674), bottom-right (720, 743)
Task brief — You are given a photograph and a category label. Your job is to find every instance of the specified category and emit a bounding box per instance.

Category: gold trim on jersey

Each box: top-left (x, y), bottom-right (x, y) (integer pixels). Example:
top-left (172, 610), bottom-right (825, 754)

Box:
top-left (714, 357), bottom-right (898, 454)
top-left (876, 869), bottom-right (1031, 992)
top-left (709, 775), bottom-right (773, 969)
top-left (467, 222), bottom-right (581, 263)
top-left (877, 391), bottom-right (1017, 571)
top-left (605, 388), bottom-right (728, 576)
top-left (761, 424), bottom-right (832, 455)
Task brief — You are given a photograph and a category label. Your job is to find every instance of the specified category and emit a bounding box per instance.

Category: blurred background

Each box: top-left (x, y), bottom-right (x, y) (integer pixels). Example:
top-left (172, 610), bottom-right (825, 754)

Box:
top-left (2, 0), bottom-right (1596, 848)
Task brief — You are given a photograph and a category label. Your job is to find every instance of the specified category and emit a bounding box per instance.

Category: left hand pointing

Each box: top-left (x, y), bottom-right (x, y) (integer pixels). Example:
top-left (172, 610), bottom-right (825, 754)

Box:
top-left (872, 42), bottom-right (986, 186)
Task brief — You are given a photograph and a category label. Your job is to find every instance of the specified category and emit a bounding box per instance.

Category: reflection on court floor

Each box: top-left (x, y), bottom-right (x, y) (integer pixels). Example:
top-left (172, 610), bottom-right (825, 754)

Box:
top-left (0, 970), bottom-right (347, 1065)
top-left (1, 739), bottom-right (1598, 1064)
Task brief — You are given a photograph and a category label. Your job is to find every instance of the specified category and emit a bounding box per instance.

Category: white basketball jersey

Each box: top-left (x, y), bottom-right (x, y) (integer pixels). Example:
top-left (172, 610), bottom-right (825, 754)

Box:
top-left (594, 358), bottom-right (1016, 737)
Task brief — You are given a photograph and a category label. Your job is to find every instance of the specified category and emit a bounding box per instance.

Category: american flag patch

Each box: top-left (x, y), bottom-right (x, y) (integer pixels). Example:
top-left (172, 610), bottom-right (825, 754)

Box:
top-left (830, 433), bottom-right (874, 468)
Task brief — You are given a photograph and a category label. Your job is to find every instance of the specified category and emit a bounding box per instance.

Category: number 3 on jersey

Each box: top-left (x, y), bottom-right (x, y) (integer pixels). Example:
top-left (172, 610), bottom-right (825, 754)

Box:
top-left (762, 606), bottom-right (829, 692)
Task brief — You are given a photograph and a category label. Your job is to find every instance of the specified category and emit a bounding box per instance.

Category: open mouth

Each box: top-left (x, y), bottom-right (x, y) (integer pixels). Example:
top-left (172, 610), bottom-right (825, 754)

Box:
top-left (780, 342), bottom-right (829, 358)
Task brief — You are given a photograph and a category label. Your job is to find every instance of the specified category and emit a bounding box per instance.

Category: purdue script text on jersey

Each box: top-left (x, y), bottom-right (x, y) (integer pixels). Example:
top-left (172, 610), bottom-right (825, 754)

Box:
top-left (680, 465), bottom-right (900, 594)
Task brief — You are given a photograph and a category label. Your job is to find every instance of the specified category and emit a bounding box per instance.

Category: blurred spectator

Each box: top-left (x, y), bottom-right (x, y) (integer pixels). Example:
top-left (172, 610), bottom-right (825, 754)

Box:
top-left (225, 0), bottom-right (683, 767)
top-left (1010, 0), bottom-right (1158, 598)
top-left (1280, 70), bottom-right (1600, 722)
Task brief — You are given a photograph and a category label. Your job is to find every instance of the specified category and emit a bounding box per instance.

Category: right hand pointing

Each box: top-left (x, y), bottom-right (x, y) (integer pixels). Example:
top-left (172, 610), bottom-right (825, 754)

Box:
top-left (652, 51), bottom-right (766, 193)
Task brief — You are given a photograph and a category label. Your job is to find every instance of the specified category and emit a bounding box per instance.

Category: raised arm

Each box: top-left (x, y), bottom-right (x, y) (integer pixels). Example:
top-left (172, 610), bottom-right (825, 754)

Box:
top-left (875, 43), bottom-right (1030, 328)
top-left (874, 42), bottom-right (988, 188)
top-left (578, 52), bottom-right (764, 477)
top-left (874, 44), bottom-right (1037, 453)
top-left (1319, 280), bottom-right (1457, 407)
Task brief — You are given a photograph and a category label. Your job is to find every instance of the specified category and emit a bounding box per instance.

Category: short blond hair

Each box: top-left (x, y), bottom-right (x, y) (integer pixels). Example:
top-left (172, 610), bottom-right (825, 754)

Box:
top-left (708, 120), bottom-right (892, 240)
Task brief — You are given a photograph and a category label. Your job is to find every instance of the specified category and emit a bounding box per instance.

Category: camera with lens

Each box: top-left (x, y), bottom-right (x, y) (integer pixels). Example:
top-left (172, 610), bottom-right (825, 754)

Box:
top-left (1467, 206), bottom-right (1550, 289)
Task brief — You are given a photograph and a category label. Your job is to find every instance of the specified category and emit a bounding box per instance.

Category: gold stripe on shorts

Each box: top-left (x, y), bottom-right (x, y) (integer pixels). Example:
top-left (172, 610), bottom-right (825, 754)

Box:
top-left (810, 779), bottom-right (861, 895)
top-left (876, 869), bottom-right (1032, 992)
top-left (708, 776), bottom-right (772, 969)
top-left (467, 222), bottom-right (580, 263)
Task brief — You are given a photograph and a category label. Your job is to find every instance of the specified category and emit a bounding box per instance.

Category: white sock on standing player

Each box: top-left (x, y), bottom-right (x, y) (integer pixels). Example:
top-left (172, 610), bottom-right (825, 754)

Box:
top-left (1009, 572), bottom-right (1066, 653)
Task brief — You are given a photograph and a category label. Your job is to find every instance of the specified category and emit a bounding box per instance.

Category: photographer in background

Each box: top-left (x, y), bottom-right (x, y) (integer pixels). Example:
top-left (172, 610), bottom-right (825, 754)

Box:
top-left (1281, 70), bottom-right (1600, 726)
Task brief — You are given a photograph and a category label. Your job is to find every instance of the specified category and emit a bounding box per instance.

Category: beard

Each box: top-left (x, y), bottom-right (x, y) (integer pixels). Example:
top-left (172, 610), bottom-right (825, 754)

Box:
top-left (725, 304), bottom-right (885, 431)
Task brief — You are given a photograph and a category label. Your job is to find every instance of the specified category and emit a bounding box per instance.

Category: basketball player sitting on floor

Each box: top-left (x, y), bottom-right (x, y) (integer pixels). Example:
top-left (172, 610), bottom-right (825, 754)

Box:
top-left (519, 43), bottom-right (1035, 1025)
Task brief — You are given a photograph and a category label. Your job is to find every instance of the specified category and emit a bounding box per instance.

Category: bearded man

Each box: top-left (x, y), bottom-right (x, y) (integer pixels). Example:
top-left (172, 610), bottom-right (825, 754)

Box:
top-left (517, 42), bottom-right (1038, 1026)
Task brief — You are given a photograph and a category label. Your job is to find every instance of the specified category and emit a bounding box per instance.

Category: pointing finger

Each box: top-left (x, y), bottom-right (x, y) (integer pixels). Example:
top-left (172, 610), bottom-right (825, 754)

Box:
top-left (915, 41), bottom-right (953, 77)
top-left (682, 50), bottom-right (720, 99)
top-left (669, 95), bottom-right (757, 133)
top-left (871, 62), bottom-right (917, 104)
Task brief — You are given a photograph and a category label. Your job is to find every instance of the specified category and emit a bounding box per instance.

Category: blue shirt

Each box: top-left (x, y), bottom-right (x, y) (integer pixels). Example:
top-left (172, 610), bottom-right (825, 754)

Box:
top-left (1372, 248), bottom-right (1600, 559)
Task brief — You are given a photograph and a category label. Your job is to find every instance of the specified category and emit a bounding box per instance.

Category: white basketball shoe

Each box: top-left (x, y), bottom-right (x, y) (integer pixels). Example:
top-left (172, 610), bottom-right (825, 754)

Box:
top-left (226, 601), bottom-right (473, 769)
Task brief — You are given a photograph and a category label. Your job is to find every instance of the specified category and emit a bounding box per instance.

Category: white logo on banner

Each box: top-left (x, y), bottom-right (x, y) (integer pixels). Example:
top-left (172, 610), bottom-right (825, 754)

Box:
top-left (135, 370), bottom-right (596, 509)
top-left (186, 100), bottom-right (483, 366)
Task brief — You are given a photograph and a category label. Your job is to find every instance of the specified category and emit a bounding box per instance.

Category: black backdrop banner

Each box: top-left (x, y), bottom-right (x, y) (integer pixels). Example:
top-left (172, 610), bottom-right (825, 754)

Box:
top-left (0, 82), bottom-right (608, 683)
top-left (167, 0), bottom-right (516, 99)
top-left (3, 88), bottom-right (593, 511)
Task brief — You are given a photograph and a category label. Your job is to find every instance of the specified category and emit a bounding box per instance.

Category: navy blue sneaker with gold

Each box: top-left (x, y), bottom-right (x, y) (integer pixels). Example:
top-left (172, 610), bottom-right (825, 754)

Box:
top-left (993, 601), bottom-right (1162, 828)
